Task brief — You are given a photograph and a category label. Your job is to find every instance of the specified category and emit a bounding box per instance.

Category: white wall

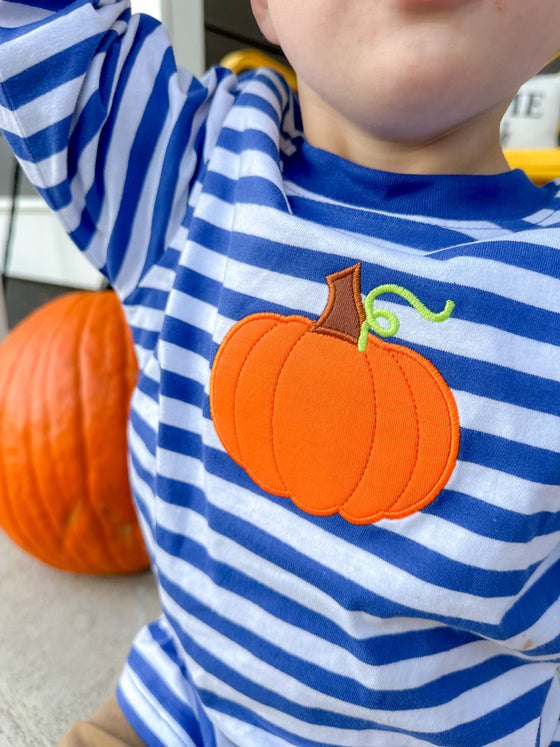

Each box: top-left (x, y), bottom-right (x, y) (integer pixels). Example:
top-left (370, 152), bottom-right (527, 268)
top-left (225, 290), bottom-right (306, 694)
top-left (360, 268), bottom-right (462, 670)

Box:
top-left (161, 0), bottom-right (205, 78)
top-left (130, 0), bottom-right (162, 17)
top-left (130, 0), bottom-right (205, 78)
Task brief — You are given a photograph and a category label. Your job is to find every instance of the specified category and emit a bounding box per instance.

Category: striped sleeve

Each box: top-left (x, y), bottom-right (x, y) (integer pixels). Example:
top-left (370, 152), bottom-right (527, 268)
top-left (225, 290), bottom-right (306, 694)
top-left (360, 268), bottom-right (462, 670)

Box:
top-left (0, 0), bottom-right (232, 298)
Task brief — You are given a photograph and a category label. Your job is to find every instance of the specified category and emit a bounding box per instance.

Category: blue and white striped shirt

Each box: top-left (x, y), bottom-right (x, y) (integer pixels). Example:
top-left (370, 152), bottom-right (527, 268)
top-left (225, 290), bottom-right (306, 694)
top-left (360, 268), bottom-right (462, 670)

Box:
top-left (3, 2), bottom-right (560, 745)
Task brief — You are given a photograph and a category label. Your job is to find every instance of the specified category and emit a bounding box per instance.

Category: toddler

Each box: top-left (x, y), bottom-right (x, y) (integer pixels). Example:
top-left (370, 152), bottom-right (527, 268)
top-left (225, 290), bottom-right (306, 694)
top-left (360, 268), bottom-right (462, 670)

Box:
top-left (2, 0), bottom-right (560, 744)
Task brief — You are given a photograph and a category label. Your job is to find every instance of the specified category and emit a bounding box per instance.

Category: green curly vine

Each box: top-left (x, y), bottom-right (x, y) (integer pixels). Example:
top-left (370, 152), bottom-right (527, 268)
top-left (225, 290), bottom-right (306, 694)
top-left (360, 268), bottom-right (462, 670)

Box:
top-left (358, 284), bottom-right (455, 352)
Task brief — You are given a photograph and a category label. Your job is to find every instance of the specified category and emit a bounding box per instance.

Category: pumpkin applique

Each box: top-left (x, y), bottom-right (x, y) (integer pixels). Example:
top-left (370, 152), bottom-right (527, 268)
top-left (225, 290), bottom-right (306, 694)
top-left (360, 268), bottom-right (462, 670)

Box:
top-left (209, 264), bottom-right (460, 524)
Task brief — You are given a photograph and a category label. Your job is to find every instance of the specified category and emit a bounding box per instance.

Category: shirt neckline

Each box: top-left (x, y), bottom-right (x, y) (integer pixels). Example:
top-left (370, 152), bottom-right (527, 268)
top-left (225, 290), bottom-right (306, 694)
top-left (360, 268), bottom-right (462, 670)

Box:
top-left (283, 141), bottom-right (557, 223)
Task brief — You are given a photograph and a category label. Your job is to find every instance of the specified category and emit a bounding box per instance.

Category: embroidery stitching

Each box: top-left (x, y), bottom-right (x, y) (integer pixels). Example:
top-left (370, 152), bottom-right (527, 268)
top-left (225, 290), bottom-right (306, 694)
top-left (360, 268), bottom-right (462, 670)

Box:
top-left (209, 264), bottom-right (460, 524)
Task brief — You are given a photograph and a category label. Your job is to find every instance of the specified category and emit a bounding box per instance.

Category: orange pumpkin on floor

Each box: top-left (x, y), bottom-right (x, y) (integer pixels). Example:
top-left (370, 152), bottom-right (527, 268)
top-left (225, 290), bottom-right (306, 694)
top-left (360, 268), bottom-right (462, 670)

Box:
top-left (0, 290), bottom-right (149, 573)
top-left (210, 264), bottom-right (460, 524)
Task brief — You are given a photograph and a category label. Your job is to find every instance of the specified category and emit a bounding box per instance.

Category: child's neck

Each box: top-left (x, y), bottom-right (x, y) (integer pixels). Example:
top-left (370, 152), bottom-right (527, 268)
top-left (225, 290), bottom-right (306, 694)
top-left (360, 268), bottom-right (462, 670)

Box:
top-left (299, 83), bottom-right (511, 177)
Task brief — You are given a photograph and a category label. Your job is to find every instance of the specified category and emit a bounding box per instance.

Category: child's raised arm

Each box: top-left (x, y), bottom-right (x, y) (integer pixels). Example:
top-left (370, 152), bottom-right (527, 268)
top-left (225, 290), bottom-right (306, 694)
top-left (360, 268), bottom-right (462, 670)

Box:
top-left (0, 0), bottom-right (229, 298)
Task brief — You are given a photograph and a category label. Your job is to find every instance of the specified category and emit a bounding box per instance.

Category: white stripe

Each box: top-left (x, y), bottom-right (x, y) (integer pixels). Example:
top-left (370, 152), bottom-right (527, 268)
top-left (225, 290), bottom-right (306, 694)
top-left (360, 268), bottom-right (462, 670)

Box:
top-left (223, 201), bottom-right (560, 315)
top-left (156, 398), bottom-right (559, 573)
top-left (128, 413), bottom-right (156, 474)
top-left (0, 3), bottom-right (125, 80)
top-left (170, 250), bottom-right (560, 381)
top-left (166, 289), bottom-right (218, 333)
top-left (154, 486), bottom-right (443, 639)
top-left (283, 179), bottom-right (516, 239)
top-left (158, 340), bottom-right (210, 383)
top-left (453, 389), bottom-right (560, 453)
top-left (161, 585), bottom-right (554, 739)
top-left (156, 457), bottom-right (514, 624)
top-left (156, 504), bottom-right (549, 687)
top-left (448, 461), bottom-right (560, 516)
top-left (126, 304), bottom-right (165, 333)
top-left (119, 663), bottom-right (197, 747)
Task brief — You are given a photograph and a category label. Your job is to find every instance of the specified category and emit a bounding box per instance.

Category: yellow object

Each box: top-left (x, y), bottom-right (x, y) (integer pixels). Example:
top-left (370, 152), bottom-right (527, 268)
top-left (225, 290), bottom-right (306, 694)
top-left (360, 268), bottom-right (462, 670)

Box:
top-left (504, 149), bottom-right (560, 185)
top-left (502, 55), bottom-right (560, 184)
top-left (220, 49), bottom-right (298, 91)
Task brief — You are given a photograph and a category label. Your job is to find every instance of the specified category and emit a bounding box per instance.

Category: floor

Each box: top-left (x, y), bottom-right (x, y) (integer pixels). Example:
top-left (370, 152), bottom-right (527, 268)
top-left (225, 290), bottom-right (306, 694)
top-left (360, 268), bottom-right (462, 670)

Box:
top-left (0, 530), bottom-right (161, 746)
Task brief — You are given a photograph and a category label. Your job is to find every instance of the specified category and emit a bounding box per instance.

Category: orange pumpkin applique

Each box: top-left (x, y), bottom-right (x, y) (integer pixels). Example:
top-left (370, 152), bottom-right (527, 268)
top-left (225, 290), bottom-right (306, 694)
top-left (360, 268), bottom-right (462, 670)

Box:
top-left (209, 264), bottom-right (460, 524)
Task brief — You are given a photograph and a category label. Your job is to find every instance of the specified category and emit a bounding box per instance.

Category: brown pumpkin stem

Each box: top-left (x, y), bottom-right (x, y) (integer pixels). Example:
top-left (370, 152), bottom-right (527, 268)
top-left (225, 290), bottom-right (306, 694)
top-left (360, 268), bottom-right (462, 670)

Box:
top-left (312, 264), bottom-right (366, 345)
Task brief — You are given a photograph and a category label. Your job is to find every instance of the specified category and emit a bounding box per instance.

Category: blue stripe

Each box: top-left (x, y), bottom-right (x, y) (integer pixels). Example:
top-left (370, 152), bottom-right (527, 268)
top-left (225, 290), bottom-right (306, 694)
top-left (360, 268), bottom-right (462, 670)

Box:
top-left (135, 75), bottom-right (209, 291)
top-left (105, 45), bottom-right (175, 280)
top-left (2, 0), bottom-right (76, 7)
top-left (155, 514), bottom-right (480, 667)
top-left (117, 695), bottom-right (169, 747)
top-left (287, 193), bottom-right (479, 249)
top-left (129, 326), bottom-right (159, 355)
top-left (160, 317), bottom-right (214, 361)
top-left (160, 371), bottom-right (205, 409)
top-left (36, 180), bottom-right (72, 213)
top-left (0, 34), bottom-right (104, 110)
top-left (236, 91), bottom-right (281, 126)
top-left (156, 431), bottom-right (540, 599)
top-left (2, 114), bottom-right (72, 161)
top-left (69, 16), bottom-right (157, 265)
top-left (460, 428), bottom-right (560, 484)
top-left (500, 559), bottom-right (560, 651)
top-left (130, 409), bottom-right (157, 458)
top-left (424, 489), bottom-right (560, 542)
top-left (161, 580), bottom-right (550, 745)
top-left (0, 0), bottom-right (87, 42)
top-left (67, 29), bottom-right (122, 183)
top-left (196, 680), bottom-right (550, 747)
top-left (216, 125), bottom-right (280, 162)
top-left (124, 288), bottom-right (169, 313)
top-left (136, 372), bottom-right (162, 403)
top-left (204, 170), bottom-right (289, 210)
top-left (147, 622), bottom-right (219, 747)
top-left (125, 647), bottom-right (206, 747)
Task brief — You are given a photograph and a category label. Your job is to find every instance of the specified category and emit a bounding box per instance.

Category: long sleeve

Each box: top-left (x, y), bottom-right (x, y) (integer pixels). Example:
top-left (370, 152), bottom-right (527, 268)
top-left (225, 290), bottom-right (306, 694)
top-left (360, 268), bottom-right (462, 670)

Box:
top-left (0, 0), bottom-right (228, 298)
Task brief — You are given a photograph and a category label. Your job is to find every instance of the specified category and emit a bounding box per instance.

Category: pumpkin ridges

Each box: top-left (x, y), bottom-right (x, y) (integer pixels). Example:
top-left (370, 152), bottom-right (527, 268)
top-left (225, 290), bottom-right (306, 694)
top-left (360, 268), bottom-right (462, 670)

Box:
top-left (236, 319), bottom-right (312, 496)
top-left (77, 293), bottom-right (124, 572)
top-left (49, 294), bottom-right (103, 571)
top-left (74, 292), bottom-right (142, 573)
top-left (33, 294), bottom-right (92, 571)
top-left (210, 314), bottom-right (288, 467)
top-left (0, 291), bottom-right (147, 573)
top-left (386, 343), bottom-right (459, 517)
top-left (0, 313), bottom-right (56, 560)
top-left (27, 299), bottom-right (88, 565)
top-left (337, 342), bottom-right (420, 523)
top-left (273, 332), bottom-right (376, 513)
top-left (30, 299), bottom-right (78, 569)
top-left (85, 292), bottom-right (144, 573)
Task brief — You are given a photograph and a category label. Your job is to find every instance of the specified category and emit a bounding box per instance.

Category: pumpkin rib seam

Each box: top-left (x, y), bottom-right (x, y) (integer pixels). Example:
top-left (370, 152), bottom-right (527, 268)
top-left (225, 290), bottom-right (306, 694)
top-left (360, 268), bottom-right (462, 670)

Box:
top-left (382, 348), bottom-right (422, 515)
top-left (57, 294), bottom-right (102, 571)
top-left (385, 344), bottom-right (459, 519)
top-left (0, 317), bottom-right (57, 560)
top-left (337, 349), bottom-right (379, 516)
top-left (233, 320), bottom-right (282, 481)
top-left (75, 294), bottom-right (120, 572)
top-left (41, 296), bottom-right (90, 570)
